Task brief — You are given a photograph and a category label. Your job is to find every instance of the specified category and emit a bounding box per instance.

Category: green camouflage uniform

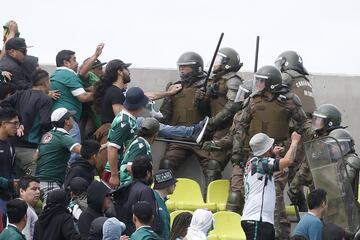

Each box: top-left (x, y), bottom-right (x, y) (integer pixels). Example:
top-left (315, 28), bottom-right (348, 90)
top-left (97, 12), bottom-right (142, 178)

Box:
top-left (198, 72), bottom-right (243, 185)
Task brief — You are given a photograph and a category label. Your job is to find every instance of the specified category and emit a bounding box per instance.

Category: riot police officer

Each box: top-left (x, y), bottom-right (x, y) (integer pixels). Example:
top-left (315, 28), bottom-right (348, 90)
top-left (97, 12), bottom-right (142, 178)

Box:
top-left (275, 50), bottom-right (317, 211)
top-left (159, 52), bottom-right (212, 183)
top-left (275, 50), bottom-right (316, 117)
top-left (203, 65), bottom-right (310, 239)
top-left (195, 47), bottom-right (244, 187)
top-left (328, 129), bottom-right (360, 198)
top-left (288, 104), bottom-right (343, 208)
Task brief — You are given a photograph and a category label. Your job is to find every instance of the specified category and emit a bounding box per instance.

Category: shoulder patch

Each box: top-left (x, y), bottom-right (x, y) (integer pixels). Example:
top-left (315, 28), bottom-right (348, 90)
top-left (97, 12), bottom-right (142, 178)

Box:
top-left (41, 132), bottom-right (53, 144)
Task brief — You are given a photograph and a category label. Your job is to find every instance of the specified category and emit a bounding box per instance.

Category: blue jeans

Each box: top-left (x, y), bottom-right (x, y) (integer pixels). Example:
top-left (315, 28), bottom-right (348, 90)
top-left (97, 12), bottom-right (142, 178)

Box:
top-left (68, 121), bottom-right (81, 165)
top-left (136, 117), bottom-right (194, 138)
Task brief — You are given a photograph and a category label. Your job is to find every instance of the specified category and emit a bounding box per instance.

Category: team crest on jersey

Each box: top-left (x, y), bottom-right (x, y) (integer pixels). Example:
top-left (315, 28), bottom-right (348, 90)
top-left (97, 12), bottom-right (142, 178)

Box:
top-left (41, 132), bottom-right (53, 144)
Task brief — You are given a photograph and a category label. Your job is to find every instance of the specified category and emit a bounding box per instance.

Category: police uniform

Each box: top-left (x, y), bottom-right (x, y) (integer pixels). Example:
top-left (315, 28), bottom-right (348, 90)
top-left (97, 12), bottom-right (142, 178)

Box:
top-left (159, 76), bottom-right (211, 172)
top-left (202, 72), bottom-right (243, 185)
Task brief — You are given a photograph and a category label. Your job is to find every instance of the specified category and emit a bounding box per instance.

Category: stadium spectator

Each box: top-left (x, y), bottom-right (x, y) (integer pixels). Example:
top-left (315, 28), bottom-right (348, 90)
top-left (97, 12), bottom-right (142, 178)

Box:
top-left (184, 209), bottom-right (213, 240)
top-left (67, 177), bottom-right (89, 222)
top-left (18, 176), bottom-right (40, 240)
top-left (130, 201), bottom-right (161, 240)
top-left (170, 212), bottom-right (192, 240)
top-left (0, 199), bottom-right (27, 240)
top-left (292, 188), bottom-right (328, 240)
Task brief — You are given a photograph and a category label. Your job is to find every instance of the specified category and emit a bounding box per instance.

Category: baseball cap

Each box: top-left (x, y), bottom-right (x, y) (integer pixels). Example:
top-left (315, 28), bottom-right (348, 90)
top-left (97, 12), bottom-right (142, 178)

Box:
top-left (249, 133), bottom-right (274, 156)
top-left (123, 87), bottom-right (149, 111)
top-left (153, 169), bottom-right (176, 190)
top-left (105, 59), bottom-right (131, 72)
top-left (51, 108), bottom-right (75, 122)
top-left (141, 117), bottom-right (160, 135)
top-left (83, 58), bottom-right (107, 69)
top-left (5, 37), bottom-right (27, 51)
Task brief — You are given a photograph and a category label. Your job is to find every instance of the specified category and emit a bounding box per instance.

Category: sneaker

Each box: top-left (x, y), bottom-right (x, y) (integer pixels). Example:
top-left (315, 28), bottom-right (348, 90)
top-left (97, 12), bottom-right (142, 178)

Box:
top-left (192, 116), bottom-right (209, 144)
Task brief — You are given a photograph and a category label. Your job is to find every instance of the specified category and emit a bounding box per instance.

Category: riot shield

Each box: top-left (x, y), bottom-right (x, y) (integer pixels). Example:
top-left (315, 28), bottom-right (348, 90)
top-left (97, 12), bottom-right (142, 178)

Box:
top-left (304, 136), bottom-right (359, 233)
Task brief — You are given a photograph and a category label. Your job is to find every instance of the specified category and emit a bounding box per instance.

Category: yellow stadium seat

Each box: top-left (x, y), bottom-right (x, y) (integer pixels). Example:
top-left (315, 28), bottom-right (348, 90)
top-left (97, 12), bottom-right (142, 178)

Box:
top-left (166, 178), bottom-right (216, 211)
top-left (286, 205), bottom-right (297, 216)
top-left (170, 210), bottom-right (193, 228)
top-left (206, 179), bottom-right (230, 211)
top-left (208, 211), bottom-right (246, 240)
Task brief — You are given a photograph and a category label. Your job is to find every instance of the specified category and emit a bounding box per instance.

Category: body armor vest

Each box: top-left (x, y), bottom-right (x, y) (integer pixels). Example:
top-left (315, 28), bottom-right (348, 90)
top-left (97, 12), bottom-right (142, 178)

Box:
top-left (170, 84), bottom-right (203, 126)
top-left (284, 70), bottom-right (316, 115)
top-left (248, 96), bottom-right (291, 141)
top-left (209, 78), bottom-right (227, 117)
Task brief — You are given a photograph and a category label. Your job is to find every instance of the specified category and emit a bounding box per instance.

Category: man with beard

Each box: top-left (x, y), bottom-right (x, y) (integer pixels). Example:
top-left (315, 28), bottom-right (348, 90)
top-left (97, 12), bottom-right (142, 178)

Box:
top-left (117, 155), bottom-right (162, 237)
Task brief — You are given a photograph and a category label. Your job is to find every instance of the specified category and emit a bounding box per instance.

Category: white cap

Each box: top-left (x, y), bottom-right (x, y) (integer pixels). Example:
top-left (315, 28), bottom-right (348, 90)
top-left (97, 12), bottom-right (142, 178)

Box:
top-left (249, 133), bottom-right (275, 156)
top-left (51, 108), bottom-right (75, 122)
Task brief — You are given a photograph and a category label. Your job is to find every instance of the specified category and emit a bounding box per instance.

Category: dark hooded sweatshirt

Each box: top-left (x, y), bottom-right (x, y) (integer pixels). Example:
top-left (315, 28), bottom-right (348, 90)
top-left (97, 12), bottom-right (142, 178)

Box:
top-left (78, 181), bottom-right (110, 240)
top-left (33, 189), bottom-right (81, 240)
top-left (63, 156), bottom-right (96, 190)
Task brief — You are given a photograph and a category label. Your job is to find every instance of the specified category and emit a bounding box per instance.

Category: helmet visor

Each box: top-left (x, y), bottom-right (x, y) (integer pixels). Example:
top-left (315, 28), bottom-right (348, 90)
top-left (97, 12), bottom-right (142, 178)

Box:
top-left (312, 115), bottom-right (326, 130)
top-left (253, 75), bottom-right (267, 92)
top-left (234, 85), bottom-right (251, 103)
top-left (325, 138), bottom-right (353, 158)
top-left (213, 54), bottom-right (225, 73)
top-left (327, 138), bottom-right (353, 156)
top-left (274, 57), bottom-right (284, 70)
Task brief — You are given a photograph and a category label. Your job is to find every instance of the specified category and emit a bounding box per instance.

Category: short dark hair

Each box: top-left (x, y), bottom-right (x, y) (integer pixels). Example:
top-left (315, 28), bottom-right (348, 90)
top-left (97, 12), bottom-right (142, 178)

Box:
top-left (52, 113), bottom-right (71, 129)
top-left (32, 69), bottom-right (49, 86)
top-left (131, 155), bottom-right (153, 180)
top-left (133, 201), bottom-right (153, 225)
top-left (307, 188), bottom-right (327, 210)
top-left (18, 176), bottom-right (40, 194)
top-left (56, 50), bottom-right (75, 67)
top-left (0, 107), bottom-right (18, 123)
top-left (81, 140), bottom-right (101, 159)
top-left (0, 82), bottom-right (15, 101)
top-left (6, 199), bottom-right (28, 224)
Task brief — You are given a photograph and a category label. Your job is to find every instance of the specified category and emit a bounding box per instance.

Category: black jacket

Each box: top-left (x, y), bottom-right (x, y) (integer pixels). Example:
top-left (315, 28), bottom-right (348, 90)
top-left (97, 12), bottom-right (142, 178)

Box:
top-left (1, 89), bottom-right (52, 147)
top-left (63, 157), bottom-right (96, 190)
top-left (33, 204), bottom-right (81, 240)
top-left (78, 181), bottom-right (110, 240)
top-left (118, 179), bottom-right (162, 236)
top-left (0, 55), bottom-right (38, 90)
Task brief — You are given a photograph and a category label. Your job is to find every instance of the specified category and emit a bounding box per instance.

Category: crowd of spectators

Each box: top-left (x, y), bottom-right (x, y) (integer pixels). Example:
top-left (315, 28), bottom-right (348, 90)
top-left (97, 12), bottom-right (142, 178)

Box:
top-left (0, 20), bottom-right (356, 240)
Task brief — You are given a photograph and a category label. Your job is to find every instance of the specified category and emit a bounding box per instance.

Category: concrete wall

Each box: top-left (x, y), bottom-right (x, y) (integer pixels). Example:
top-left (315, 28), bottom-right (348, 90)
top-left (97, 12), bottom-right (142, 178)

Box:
top-left (42, 65), bottom-right (360, 186)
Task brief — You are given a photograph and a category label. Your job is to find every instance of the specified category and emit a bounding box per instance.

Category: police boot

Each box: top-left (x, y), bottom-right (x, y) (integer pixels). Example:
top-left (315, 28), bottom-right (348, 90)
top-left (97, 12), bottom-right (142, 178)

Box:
top-left (204, 160), bottom-right (222, 196)
top-left (226, 191), bottom-right (245, 215)
top-left (159, 159), bottom-right (175, 170)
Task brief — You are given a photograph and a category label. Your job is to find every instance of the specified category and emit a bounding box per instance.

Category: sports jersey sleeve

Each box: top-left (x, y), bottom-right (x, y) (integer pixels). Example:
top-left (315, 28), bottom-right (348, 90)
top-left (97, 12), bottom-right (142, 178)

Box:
top-left (108, 122), bottom-right (132, 149)
top-left (125, 143), bottom-right (149, 163)
top-left (259, 158), bottom-right (280, 175)
top-left (63, 75), bottom-right (86, 96)
top-left (61, 134), bottom-right (80, 151)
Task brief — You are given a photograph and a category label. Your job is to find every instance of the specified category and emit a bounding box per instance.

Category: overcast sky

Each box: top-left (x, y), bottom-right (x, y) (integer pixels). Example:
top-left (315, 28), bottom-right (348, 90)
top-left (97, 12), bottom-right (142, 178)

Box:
top-left (2, 0), bottom-right (360, 74)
